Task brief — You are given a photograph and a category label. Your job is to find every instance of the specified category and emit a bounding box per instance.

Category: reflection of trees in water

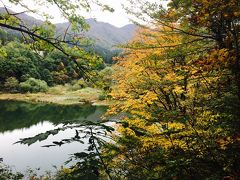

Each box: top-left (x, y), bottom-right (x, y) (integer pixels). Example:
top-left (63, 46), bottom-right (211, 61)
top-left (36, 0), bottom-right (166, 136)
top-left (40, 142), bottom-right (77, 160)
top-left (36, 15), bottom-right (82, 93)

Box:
top-left (0, 100), bottom-right (107, 132)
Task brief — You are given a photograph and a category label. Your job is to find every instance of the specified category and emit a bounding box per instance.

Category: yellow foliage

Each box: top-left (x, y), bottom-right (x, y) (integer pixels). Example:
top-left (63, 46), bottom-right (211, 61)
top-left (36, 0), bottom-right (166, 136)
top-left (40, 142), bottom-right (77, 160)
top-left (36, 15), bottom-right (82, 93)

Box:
top-left (106, 11), bottom-right (240, 177)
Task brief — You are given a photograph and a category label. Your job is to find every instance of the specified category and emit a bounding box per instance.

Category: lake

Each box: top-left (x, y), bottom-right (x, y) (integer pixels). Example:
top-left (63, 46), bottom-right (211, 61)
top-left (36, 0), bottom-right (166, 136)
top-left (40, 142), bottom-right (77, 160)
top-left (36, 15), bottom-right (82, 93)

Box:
top-left (0, 100), bottom-right (107, 174)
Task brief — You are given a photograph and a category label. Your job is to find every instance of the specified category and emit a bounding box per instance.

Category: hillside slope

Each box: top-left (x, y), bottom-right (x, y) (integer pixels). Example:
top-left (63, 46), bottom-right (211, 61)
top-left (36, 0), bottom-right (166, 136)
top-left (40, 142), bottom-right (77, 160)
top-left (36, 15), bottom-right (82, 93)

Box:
top-left (0, 7), bottom-right (136, 49)
top-left (0, 7), bottom-right (136, 63)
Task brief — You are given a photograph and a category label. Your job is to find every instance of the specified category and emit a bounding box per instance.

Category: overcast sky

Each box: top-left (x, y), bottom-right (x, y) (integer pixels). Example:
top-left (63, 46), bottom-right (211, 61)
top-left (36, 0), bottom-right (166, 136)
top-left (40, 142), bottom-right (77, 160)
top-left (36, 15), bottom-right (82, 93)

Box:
top-left (3, 0), bottom-right (168, 27)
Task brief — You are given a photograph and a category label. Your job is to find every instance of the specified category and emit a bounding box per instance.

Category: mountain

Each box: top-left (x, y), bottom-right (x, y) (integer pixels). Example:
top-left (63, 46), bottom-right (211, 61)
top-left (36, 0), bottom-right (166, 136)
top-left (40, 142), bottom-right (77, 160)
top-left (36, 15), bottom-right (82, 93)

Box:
top-left (0, 7), bottom-right (136, 50)
top-left (56, 19), bottom-right (136, 50)
top-left (0, 7), bottom-right (42, 25)
top-left (0, 7), bottom-right (136, 63)
top-left (86, 19), bottom-right (136, 49)
top-left (55, 20), bottom-right (137, 63)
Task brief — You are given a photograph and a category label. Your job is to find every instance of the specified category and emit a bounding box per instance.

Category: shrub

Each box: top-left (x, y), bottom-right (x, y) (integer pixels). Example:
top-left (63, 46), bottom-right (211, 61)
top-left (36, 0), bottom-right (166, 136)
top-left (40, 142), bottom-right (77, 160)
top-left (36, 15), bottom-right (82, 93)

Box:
top-left (98, 93), bottom-right (106, 100)
top-left (20, 74), bottom-right (31, 82)
top-left (19, 78), bottom-right (49, 93)
top-left (4, 77), bottom-right (19, 92)
top-left (70, 79), bottom-right (87, 91)
top-left (95, 66), bottom-right (114, 90)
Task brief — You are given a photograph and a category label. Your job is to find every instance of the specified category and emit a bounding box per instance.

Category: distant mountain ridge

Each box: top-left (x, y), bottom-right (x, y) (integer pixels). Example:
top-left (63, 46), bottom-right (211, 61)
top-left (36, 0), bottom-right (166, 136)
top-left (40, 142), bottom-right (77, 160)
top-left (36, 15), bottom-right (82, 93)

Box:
top-left (55, 19), bottom-right (136, 50)
top-left (85, 19), bottom-right (136, 49)
top-left (0, 7), bottom-right (136, 50)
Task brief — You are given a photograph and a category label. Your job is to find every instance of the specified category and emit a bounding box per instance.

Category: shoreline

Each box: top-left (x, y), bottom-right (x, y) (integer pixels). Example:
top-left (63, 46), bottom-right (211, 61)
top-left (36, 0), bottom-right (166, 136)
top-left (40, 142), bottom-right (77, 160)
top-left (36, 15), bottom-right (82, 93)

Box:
top-left (0, 87), bottom-right (112, 106)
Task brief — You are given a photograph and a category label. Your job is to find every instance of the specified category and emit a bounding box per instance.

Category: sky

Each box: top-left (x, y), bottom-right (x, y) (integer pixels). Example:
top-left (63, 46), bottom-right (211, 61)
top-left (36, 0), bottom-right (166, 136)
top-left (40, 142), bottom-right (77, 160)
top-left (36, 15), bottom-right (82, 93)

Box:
top-left (3, 0), bottom-right (168, 27)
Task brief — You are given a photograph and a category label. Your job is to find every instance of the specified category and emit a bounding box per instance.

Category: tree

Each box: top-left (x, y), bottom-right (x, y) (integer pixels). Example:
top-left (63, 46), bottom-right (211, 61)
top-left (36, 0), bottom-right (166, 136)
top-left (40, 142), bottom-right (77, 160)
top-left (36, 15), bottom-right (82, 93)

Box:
top-left (3, 0), bottom-right (240, 179)
top-left (0, 40), bottom-right (104, 88)
top-left (0, 0), bottom-right (113, 78)
top-left (4, 77), bottom-right (19, 92)
top-left (104, 1), bottom-right (240, 179)
top-left (0, 41), bottom-right (41, 83)
top-left (124, 0), bottom-right (240, 99)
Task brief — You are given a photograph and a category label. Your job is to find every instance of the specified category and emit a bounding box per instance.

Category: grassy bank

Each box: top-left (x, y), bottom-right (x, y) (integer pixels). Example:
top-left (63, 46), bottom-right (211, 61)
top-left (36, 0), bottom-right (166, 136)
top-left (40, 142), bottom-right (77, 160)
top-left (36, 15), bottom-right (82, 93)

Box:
top-left (0, 85), bottom-right (111, 106)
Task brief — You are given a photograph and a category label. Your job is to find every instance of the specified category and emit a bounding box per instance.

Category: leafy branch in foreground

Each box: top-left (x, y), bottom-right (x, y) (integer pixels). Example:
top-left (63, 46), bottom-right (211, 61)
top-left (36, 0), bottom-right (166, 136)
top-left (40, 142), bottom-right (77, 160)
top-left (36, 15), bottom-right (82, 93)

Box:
top-left (16, 121), bottom-right (115, 179)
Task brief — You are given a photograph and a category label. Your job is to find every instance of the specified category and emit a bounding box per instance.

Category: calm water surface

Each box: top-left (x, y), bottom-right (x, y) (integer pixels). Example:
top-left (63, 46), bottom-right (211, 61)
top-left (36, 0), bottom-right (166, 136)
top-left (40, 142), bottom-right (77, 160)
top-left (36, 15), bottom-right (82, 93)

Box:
top-left (0, 100), bottom-right (107, 174)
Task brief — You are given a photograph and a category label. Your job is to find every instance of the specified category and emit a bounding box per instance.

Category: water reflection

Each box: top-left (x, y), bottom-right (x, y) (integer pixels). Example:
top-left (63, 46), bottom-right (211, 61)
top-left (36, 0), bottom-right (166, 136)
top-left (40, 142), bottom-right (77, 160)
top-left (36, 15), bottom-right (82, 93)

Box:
top-left (0, 100), bottom-right (107, 173)
top-left (0, 100), bottom-right (107, 132)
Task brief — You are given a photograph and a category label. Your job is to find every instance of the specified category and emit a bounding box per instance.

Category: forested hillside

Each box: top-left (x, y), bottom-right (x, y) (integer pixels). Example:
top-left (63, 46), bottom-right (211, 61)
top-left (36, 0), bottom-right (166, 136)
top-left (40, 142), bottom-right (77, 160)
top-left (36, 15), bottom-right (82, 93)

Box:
top-left (0, 7), bottom-right (136, 64)
top-left (0, 6), bottom-right (135, 93)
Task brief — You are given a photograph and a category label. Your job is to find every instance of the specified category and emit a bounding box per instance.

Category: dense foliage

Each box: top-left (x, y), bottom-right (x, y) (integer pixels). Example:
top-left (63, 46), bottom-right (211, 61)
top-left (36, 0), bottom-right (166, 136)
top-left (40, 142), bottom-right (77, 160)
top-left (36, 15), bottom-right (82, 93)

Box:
top-left (101, 0), bottom-right (240, 179)
top-left (0, 36), bottom-right (105, 92)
